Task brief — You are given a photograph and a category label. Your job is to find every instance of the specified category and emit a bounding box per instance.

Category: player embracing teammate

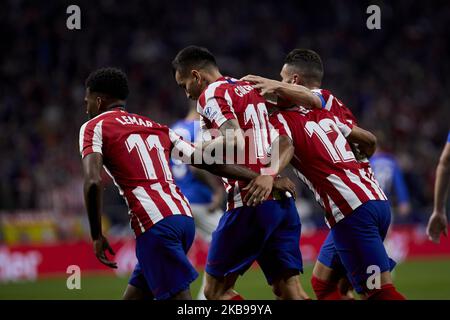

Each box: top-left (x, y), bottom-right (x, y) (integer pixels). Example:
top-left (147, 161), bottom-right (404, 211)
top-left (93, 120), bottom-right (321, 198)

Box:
top-left (243, 49), bottom-right (406, 300)
top-left (172, 46), bottom-right (310, 300)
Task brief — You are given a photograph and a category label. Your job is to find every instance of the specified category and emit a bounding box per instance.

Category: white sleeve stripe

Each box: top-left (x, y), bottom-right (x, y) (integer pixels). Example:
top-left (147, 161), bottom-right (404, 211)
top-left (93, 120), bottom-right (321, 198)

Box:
top-left (325, 94), bottom-right (333, 110)
top-left (224, 89), bottom-right (238, 118)
top-left (276, 114), bottom-right (292, 139)
top-left (169, 128), bottom-right (195, 160)
top-left (79, 122), bottom-right (88, 154)
top-left (92, 120), bottom-right (104, 153)
top-left (204, 81), bottom-right (228, 102)
top-left (169, 128), bottom-right (181, 144)
top-left (176, 140), bottom-right (195, 157)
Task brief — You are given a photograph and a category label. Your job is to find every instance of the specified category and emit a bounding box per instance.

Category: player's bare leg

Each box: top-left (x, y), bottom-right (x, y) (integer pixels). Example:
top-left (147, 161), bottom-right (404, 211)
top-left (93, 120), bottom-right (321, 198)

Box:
top-left (204, 272), bottom-right (242, 300)
top-left (311, 261), bottom-right (346, 300)
top-left (337, 277), bottom-right (355, 300)
top-left (122, 284), bottom-right (153, 300)
top-left (271, 270), bottom-right (310, 300)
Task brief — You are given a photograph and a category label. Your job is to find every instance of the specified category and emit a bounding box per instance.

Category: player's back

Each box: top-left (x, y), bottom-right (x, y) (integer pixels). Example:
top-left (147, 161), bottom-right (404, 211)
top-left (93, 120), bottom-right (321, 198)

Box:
top-left (272, 107), bottom-right (387, 227)
top-left (312, 88), bottom-right (358, 126)
top-left (197, 76), bottom-right (277, 210)
top-left (170, 119), bottom-right (213, 204)
top-left (79, 108), bottom-right (192, 236)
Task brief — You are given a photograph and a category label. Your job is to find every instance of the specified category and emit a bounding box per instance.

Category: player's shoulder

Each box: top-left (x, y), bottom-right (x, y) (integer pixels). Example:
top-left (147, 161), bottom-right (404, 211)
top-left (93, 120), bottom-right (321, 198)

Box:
top-left (198, 76), bottom-right (248, 102)
top-left (79, 110), bottom-right (119, 132)
top-left (198, 77), bottom-right (232, 101)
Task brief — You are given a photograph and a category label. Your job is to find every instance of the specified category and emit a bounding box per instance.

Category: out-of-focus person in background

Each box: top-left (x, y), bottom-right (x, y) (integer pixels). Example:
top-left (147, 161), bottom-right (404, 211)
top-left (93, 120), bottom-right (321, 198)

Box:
top-left (426, 132), bottom-right (450, 244)
top-left (170, 100), bottom-right (225, 300)
top-left (370, 131), bottom-right (411, 220)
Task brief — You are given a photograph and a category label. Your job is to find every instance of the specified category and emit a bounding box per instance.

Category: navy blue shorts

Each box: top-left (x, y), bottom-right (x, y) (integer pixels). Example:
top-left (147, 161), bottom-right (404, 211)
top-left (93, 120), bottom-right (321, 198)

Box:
top-left (128, 215), bottom-right (198, 300)
top-left (317, 200), bottom-right (396, 293)
top-left (206, 198), bottom-right (303, 285)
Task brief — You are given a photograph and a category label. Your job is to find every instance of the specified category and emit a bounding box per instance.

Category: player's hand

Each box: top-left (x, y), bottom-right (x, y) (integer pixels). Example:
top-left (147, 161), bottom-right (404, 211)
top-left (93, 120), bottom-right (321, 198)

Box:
top-left (93, 235), bottom-right (118, 268)
top-left (426, 211), bottom-right (448, 244)
top-left (273, 177), bottom-right (297, 199)
top-left (243, 175), bottom-right (274, 206)
top-left (240, 75), bottom-right (280, 96)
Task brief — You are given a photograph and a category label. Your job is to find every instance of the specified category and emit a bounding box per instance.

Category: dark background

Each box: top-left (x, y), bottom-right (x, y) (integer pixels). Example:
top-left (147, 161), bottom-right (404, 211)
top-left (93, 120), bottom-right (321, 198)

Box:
top-left (0, 0), bottom-right (448, 234)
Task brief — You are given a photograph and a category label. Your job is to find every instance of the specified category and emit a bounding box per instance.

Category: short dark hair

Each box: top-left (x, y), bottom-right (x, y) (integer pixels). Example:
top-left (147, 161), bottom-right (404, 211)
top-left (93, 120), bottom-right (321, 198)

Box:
top-left (284, 49), bottom-right (324, 84)
top-left (85, 67), bottom-right (129, 100)
top-left (172, 45), bottom-right (217, 76)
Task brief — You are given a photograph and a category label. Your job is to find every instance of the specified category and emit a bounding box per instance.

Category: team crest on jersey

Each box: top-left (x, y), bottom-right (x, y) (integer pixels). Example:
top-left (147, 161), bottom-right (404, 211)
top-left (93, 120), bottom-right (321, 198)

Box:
top-left (204, 106), bottom-right (217, 119)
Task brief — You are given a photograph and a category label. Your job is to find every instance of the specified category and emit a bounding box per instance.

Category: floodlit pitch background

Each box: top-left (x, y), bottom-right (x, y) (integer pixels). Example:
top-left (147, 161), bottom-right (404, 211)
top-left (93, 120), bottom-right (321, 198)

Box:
top-left (1, 1), bottom-right (449, 299)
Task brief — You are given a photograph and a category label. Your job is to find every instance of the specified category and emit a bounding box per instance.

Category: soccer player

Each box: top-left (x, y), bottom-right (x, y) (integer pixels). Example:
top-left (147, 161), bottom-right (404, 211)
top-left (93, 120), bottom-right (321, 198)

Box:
top-left (262, 106), bottom-right (406, 300)
top-left (243, 49), bottom-right (403, 299)
top-left (170, 101), bottom-right (225, 300)
top-left (79, 67), bottom-right (280, 300)
top-left (426, 131), bottom-right (450, 243)
top-left (172, 46), bottom-right (309, 300)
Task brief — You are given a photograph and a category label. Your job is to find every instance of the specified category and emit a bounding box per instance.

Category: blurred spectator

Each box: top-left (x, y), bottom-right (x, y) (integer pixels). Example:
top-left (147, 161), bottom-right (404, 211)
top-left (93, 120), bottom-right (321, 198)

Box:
top-left (370, 131), bottom-right (411, 222)
top-left (0, 1), bottom-right (448, 231)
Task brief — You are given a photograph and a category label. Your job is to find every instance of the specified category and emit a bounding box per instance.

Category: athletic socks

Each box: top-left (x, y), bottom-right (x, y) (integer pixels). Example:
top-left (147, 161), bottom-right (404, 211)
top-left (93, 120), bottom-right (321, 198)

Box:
top-left (311, 276), bottom-right (343, 300)
top-left (367, 283), bottom-right (406, 300)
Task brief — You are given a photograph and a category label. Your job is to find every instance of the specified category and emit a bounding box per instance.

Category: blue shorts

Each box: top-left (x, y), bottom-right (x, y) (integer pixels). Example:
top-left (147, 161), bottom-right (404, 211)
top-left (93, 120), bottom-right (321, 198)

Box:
top-left (317, 200), bottom-right (396, 294)
top-left (206, 198), bottom-right (302, 285)
top-left (128, 215), bottom-right (198, 300)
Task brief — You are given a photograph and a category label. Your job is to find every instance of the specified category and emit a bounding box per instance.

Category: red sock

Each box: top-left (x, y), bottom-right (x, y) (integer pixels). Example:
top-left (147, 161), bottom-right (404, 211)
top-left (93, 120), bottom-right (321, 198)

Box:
top-left (367, 284), bottom-right (406, 300)
top-left (229, 294), bottom-right (244, 300)
top-left (311, 276), bottom-right (343, 300)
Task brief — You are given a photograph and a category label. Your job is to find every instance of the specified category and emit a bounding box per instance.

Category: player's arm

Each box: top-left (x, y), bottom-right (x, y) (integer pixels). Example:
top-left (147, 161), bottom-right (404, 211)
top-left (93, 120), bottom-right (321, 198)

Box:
top-left (346, 126), bottom-right (377, 158)
top-left (170, 128), bottom-right (273, 206)
top-left (241, 75), bottom-right (322, 109)
top-left (336, 119), bottom-right (377, 159)
top-left (82, 153), bottom-right (117, 269)
top-left (243, 135), bottom-right (295, 206)
top-left (427, 141), bottom-right (450, 243)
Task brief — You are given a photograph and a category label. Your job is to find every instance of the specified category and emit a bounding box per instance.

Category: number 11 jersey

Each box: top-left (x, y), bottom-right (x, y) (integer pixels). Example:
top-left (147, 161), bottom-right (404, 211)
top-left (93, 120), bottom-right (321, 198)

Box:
top-left (79, 108), bottom-right (194, 237)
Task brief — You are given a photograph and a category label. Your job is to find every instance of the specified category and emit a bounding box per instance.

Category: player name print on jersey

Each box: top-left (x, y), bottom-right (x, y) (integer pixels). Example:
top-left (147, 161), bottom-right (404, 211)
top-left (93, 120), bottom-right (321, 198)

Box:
top-left (196, 76), bottom-right (279, 210)
top-left (79, 108), bottom-right (194, 236)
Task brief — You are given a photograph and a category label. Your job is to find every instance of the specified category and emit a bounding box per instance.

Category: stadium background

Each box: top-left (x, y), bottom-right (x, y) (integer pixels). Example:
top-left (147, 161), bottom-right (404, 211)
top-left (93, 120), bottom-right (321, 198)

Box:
top-left (1, 0), bottom-right (449, 299)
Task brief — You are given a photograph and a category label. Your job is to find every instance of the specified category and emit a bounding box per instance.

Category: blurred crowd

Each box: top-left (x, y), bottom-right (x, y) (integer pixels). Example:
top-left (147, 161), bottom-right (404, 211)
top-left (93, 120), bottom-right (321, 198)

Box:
top-left (0, 0), bottom-right (448, 231)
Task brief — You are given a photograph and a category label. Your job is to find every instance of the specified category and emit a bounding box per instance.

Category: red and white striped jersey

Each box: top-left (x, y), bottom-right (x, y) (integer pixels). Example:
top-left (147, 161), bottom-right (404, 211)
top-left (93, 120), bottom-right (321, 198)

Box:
top-left (197, 76), bottom-right (278, 210)
top-left (312, 88), bottom-right (374, 174)
top-left (312, 88), bottom-right (358, 126)
top-left (79, 108), bottom-right (195, 237)
top-left (271, 107), bottom-right (387, 228)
